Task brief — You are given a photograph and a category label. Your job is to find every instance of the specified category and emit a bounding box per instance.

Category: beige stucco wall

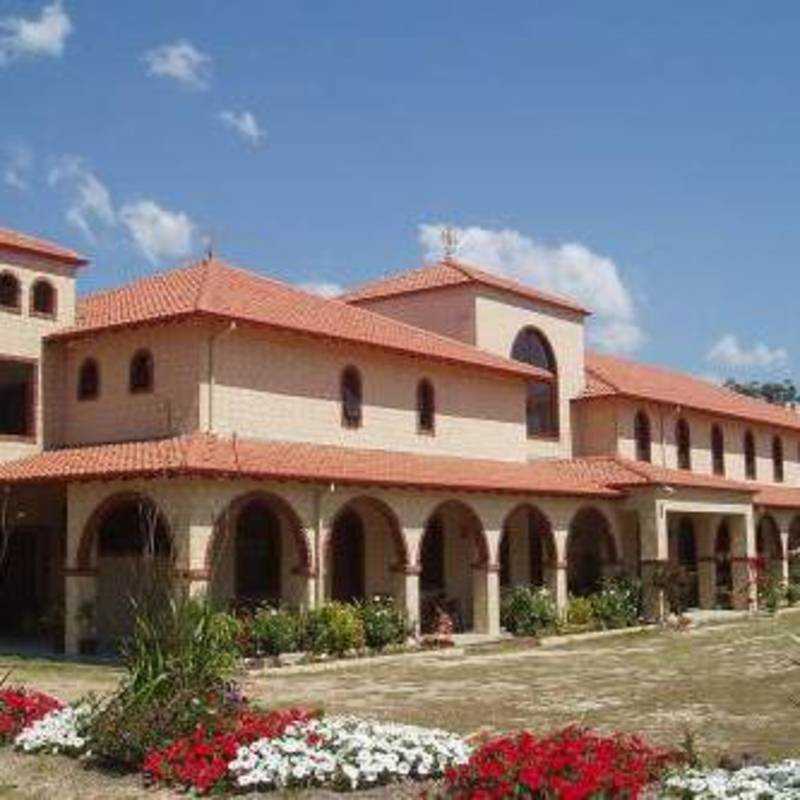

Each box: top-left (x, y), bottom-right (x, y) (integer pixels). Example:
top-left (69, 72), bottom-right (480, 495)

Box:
top-left (0, 249), bottom-right (78, 462)
top-left (613, 398), bottom-right (800, 486)
top-left (473, 289), bottom-right (586, 460)
top-left (349, 285), bottom-right (477, 344)
top-left (54, 324), bottom-right (203, 447)
top-left (207, 326), bottom-right (530, 462)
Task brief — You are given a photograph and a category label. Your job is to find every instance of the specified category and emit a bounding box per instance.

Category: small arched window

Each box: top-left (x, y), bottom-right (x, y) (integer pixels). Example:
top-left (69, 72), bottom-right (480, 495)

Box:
top-left (676, 418), bottom-right (691, 470)
top-left (634, 410), bottom-right (652, 463)
top-left (511, 327), bottom-right (558, 438)
top-left (340, 366), bottom-right (363, 428)
top-left (711, 424), bottom-right (725, 476)
top-left (0, 272), bottom-right (21, 311)
top-left (77, 358), bottom-right (100, 401)
top-left (773, 435), bottom-right (784, 483)
top-left (744, 430), bottom-right (757, 480)
top-left (129, 349), bottom-right (154, 394)
top-left (417, 379), bottom-right (435, 434)
top-left (30, 279), bottom-right (56, 316)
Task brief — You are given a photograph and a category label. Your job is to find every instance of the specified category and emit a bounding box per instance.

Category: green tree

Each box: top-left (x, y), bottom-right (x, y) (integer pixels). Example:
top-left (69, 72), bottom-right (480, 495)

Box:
top-left (724, 378), bottom-right (799, 406)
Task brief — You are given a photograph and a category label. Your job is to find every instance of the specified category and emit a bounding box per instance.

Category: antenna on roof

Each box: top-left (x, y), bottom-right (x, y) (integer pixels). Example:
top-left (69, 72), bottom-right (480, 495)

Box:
top-left (201, 231), bottom-right (215, 261)
top-left (441, 226), bottom-right (459, 263)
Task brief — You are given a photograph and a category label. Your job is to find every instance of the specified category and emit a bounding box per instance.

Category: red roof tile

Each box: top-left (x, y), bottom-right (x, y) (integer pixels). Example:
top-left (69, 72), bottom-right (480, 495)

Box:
top-left (0, 227), bottom-right (87, 266)
top-left (582, 351), bottom-right (800, 433)
top-left (51, 258), bottom-right (550, 382)
top-left (341, 259), bottom-right (590, 316)
top-left (0, 434), bottom-right (622, 497)
top-left (753, 484), bottom-right (800, 510)
top-left (0, 435), bottom-right (766, 500)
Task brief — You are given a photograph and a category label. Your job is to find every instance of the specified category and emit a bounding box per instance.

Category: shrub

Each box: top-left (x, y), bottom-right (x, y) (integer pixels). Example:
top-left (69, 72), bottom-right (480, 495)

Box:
top-left (88, 594), bottom-right (242, 769)
top-left (301, 603), bottom-right (365, 657)
top-left (250, 607), bottom-right (302, 656)
top-left (357, 597), bottom-right (407, 651)
top-left (0, 688), bottom-right (63, 744)
top-left (501, 586), bottom-right (558, 637)
top-left (652, 564), bottom-right (694, 615)
top-left (434, 725), bottom-right (680, 799)
top-left (786, 582), bottom-right (800, 607)
top-left (566, 595), bottom-right (596, 627)
top-left (591, 577), bottom-right (642, 629)
top-left (757, 574), bottom-right (785, 615)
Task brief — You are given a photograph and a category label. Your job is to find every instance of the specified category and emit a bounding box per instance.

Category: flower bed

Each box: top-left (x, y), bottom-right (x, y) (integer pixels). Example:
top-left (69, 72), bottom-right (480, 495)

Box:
top-left (14, 703), bottom-right (92, 756)
top-left (433, 725), bottom-right (679, 799)
top-left (229, 716), bottom-right (471, 792)
top-left (661, 761), bottom-right (800, 798)
top-left (142, 707), bottom-right (317, 794)
top-left (0, 688), bottom-right (63, 744)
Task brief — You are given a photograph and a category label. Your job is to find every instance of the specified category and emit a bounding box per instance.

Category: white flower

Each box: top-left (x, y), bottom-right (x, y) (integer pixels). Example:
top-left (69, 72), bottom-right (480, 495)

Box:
top-left (663, 761), bottom-right (800, 798)
top-left (227, 715), bottom-right (470, 791)
top-left (14, 704), bottom-right (92, 756)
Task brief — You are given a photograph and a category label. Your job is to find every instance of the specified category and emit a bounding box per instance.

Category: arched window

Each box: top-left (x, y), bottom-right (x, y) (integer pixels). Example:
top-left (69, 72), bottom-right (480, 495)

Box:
top-left (511, 327), bottom-right (558, 438)
top-left (711, 424), bottom-right (725, 476)
top-left (634, 410), bottom-right (652, 463)
top-left (417, 379), bottom-right (435, 434)
top-left (129, 349), bottom-right (154, 394)
top-left (340, 366), bottom-right (362, 428)
top-left (772, 435), bottom-right (784, 483)
top-left (676, 418), bottom-right (691, 470)
top-left (0, 272), bottom-right (20, 311)
top-left (77, 358), bottom-right (100, 401)
top-left (744, 430), bottom-right (757, 480)
top-left (30, 279), bottom-right (56, 316)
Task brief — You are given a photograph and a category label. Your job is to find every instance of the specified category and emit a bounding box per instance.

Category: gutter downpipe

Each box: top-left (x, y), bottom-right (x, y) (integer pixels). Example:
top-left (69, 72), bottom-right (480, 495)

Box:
top-left (206, 322), bottom-right (237, 433)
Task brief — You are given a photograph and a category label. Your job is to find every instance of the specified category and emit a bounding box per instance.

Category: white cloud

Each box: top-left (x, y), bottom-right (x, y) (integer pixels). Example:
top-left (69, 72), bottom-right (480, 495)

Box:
top-left (0, 1), bottom-right (72, 65)
top-left (119, 200), bottom-right (195, 263)
top-left (143, 40), bottom-right (211, 89)
top-left (48, 155), bottom-right (115, 242)
top-left (706, 333), bottom-right (788, 370)
top-left (219, 110), bottom-right (266, 147)
top-left (419, 224), bottom-right (644, 354)
top-left (299, 280), bottom-right (343, 298)
top-left (3, 144), bottom-right (32, 190)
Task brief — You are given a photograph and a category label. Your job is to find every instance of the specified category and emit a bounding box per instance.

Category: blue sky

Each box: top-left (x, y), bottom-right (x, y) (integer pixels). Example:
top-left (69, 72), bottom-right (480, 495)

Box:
top-left (1, 1), bottom-right (798, 381)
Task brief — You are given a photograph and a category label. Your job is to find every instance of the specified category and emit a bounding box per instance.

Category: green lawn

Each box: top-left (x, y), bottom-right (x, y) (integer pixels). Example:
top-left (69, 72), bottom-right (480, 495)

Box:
top-left (1, 612), bottom-right (799, 797)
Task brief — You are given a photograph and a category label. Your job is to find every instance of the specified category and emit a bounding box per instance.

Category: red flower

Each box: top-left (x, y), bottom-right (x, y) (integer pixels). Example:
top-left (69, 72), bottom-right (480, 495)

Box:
top-left (142, 706), bottom-right (318, 795)
top-left (0, 688), bottom-right (63, 744)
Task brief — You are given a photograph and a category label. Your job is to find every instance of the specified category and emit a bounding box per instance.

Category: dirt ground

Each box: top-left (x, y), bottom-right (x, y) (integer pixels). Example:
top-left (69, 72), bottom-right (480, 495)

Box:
top-left (1, 612), bottom-right (799, 798)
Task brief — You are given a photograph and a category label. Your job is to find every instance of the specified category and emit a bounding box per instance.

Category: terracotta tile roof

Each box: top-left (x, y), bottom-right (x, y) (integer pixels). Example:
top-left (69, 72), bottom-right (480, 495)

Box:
top-left (0, 435), bottom-right (767, 501)
top-left (753, 484), bottom-right (800, 510)
top-left (0, 434), bottom-right (622, 497)
top-left (0, 227), bottom-right (87, 266)
top-left (50, 258), bottom-right (551, 382)
top-left (340, 259), bottom-right (590, 316)
top-left (582, 351), bottom-right (800, 433)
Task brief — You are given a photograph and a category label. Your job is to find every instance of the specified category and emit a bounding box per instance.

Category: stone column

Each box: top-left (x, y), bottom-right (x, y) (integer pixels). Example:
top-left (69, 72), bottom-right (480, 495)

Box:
top-left (778, 518), bottom-right (791, 587)
top-left (639, 503), bottom-right (668, 621)
top-left (731, 513), bottom-right (757, 611)
top-left (395, 566), bottom-right (421, 636)
top-left (553, 561), bottom-right (569, 618)
top-left (63, 569), bottom-right (97, 655)
top-left (472, 564), bottom-right (500, 636)
top-left (696, 516), bottom-right (717, 610)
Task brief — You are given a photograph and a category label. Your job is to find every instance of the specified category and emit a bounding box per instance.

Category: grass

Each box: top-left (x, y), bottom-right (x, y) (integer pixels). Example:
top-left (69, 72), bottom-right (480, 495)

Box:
top-left (0, 612), bottom-right (799, 797)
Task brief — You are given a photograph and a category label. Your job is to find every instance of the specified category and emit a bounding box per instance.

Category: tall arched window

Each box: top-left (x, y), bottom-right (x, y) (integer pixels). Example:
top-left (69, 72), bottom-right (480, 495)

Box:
top-left (30, 279), bottom-right (56, 316)
top-left (744, 430), bottom-right (756, 480)
top-left (634, 410), bottom-right (652, 463)
top-left (340, 366), bottom-right (363, 428)
top-left (772, 435), bottom-right (784, 483)
top-left (511, 327), bottom-right (558, 437)
top-left (416, 378), bottom-right (435, 434)
top-left (77, 358), bottom-right (100, 401)
top-left (711, 424), bottom-right (725, 476)
top-left (676, 418), bottom-right (691, 470)
top-left (129, 349), bottom-right (154, 394)
top-left (0, 272), bottom-right (20, 311)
